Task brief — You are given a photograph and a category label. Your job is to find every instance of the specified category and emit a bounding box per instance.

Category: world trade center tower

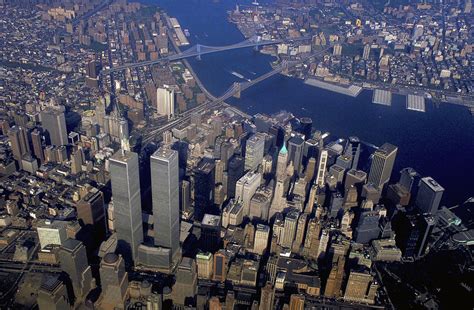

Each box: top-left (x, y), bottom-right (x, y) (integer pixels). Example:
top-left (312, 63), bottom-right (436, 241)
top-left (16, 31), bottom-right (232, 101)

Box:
top-left (151, 147), bottom-right (180, 262)
top-left (109, 150), bottom-right (144, 265)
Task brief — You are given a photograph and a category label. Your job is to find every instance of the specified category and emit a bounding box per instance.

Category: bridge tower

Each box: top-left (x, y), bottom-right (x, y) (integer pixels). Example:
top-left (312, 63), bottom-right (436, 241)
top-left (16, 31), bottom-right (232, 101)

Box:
top-left (253, 36), bottom-right (261, 51)
top-left (196, 44), bottom-right (202, 60)
top-left (232, 82), bottom-right (241, 98)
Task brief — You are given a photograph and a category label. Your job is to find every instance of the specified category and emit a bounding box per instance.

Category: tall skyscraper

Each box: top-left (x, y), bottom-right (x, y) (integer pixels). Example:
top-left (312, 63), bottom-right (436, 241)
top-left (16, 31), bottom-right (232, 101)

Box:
top-left (58, 239), bottom-right (95, 303)
top-left (235, 171), bottom-right (262, 217)
top-left (292, 213), bottom-right (307, 252)
top-left (31, 129), bottom-right (45, 163)
top-left (171, 257), bottom-right (197, 306)
top-left (8, 126), bottom-right (30, 163)
top-left (281, 210), bottom-right (299, 248)
top-left (99, 253), bottom-right (129, 309)
top-left (368, 143), bottom-right (398, 188)
top-left (245, 133), bottom-right (265, 171)
top-left (259, 282), bottom-right (275, 310)
top-left (276, 144), bottom-right (288, 181)
top-left (415, 177), bottom-right (444, 214)
top-left (227, 155), bottom-right (245, 198)
top-left (151, 147), bottom-right (180, 262)
top-left (196, 252), bottom-right (213, 279)
top-left (289, 294), bottom-right (305, 310)
top-left (37, 275), bottom-right (70, 310)
top-left (324, 256), bottom-right (345, 298)
top-left (213, 250), bottom-right (227, 282)
top-left (109, 150), bottom-right (144, 265)
top-left (253, 224), bottom-right (270, 255)
top-left (399, 167), bottom-right (421, 193)
top-left (299, 117), bottom-right (312, 139)
top-left (362, 44), bottom-right (371, 60)
top-left (288, 136), bottom-right (304, 174)
top-left (76, 187), bottom-right (106, 248)
top-left (194, 158), bottom-right (216, 220)
top-left (41, 107), bottom-right (68, 146)
top-left (156, 87), bottom-right (175, 119)
top-left (315, 150), bottom-right (328, 187)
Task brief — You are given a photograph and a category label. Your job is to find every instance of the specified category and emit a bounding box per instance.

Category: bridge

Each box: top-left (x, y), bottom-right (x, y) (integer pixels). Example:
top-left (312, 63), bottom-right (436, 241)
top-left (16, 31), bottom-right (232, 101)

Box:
top-left (101, 35), bottom-right (313, 74)
top-left (140, 45), bottom-right (333, 145)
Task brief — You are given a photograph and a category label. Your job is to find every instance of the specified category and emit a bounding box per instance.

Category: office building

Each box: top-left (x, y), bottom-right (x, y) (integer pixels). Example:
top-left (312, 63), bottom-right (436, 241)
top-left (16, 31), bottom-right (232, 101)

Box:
top-left (292, 213), bottom-right (307, 252)
top-left (58, 239), bottom-right (95, 303)
top-left (399, 167), bottom-right (421, 193)
top-left (194, 158), bottom-right (216, 220)
top-left (345, 169), bottom-right (367, 192)
top-left (37, 275), bottom-right (69, 310)
top-left (151, 148), bottom-right (180, 262)
top-left (315, 150), bottom-right (328, 187)
top-left (172, 257), bottom-right (197, 306)
top-left (201, 214), bottom-right (221, 253)
top-left (299, 117), bottom-right (313, 140)
top-left (196, 252), bottom-right (213, 279)
top-left (276, 143), bottom-right (288, 181)
top-left (227, 155), bottom-right (245, 198)
top-left (259, 282), bottom-right (275, 310)
top-left (404, 214), bottom-right (436, 258)
top-left (343, 271), bottom-right (378, 305)
top-left (41, 107), bottom-right (68, 146)
top-left (8, 126), bottom-right (30, 163)
top-left (303, 218), bottom-right (322, 259)
top-left (288, 136), bottom-right (304, 174)
top-left (99, 253), bottom-right (129, 309)
top-left (245, 133), bottom-right (265, 171)
top-left (253, 224), bottom-right (270, 255)
top-left (180, 180), bottom-right (191, 214)
top-left (416, 177), bottom-right (444, 214)
top-left (235, 170), bottom-right (262, 217)
top-left (156, 87), bottom-right (175, 119)
top-left (281, 210), bottom-right (299, 248)
top-left (354, 210), bottom-right (381, 244)
top-left (76, 187), bottom-right (106, 245)
top-left (324, 256), bottom-right (345, 298)
top-left (30, 128), bottom-right (45, 163)
top-left (213, 250), bottom-right (227, 282)
top-left (37, 220), bottom-right (68, 249)
top-left (362, 44), bottom-right (371, 60)
top-left (368, 143), bottom-right (398, 188)
top-left (109, 150), bottom-right (144, 265)
top-left (289, 294), bottom-right (305, 310)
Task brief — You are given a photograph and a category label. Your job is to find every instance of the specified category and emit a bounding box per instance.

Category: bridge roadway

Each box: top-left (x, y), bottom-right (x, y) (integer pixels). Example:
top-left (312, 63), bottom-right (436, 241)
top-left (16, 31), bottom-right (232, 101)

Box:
top-left (101, 35), bottom-right (313, 74)
top-left (141, 45), bottom-right (333, 145)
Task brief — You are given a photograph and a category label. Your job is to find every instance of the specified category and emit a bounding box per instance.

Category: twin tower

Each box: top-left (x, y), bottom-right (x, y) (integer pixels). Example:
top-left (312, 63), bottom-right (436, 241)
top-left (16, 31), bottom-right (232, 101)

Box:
top-left (109, 147), bottom-right (180, 270)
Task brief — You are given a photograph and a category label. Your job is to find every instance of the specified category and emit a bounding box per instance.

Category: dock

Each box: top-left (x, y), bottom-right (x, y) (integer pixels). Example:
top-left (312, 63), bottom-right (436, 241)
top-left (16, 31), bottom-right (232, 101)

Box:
top-left (406, 94), bottom-right (426, 112)
top-left (305, 78), bottom-right (362, 97)
top-left (372, 89), bottom-right (392, 106)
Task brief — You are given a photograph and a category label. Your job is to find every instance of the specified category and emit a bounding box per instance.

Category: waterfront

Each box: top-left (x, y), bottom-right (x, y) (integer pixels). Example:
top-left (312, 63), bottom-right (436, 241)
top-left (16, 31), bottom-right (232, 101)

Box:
top-left (150, 0), bottom-right (474, 207)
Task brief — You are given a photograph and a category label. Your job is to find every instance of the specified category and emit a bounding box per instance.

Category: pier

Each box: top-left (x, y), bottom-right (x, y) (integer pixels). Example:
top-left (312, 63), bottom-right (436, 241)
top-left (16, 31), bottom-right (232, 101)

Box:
top-left (304, 78), bottom-right (362, 97)
top-left (406, 94), bottom-right (426, 112)
top-left (372, 89), bottom-right (392, 106)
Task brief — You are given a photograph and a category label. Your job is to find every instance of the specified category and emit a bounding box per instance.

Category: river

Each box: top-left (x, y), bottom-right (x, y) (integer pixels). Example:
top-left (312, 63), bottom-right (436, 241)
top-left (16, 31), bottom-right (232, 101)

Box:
top-left (145, 0), bottom-right (474, 207)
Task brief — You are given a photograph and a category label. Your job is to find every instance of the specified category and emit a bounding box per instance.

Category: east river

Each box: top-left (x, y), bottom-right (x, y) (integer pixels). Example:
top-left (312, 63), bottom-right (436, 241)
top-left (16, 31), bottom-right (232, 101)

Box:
top-left (147, 0), bottom-right (474, 207)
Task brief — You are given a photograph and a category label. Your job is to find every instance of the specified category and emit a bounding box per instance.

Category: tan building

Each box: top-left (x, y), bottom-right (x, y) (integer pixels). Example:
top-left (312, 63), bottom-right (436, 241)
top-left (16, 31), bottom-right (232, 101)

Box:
top-left (343, 271), bottom-right (378, 304)
top-left (196, 252), bottom-right (213, 279)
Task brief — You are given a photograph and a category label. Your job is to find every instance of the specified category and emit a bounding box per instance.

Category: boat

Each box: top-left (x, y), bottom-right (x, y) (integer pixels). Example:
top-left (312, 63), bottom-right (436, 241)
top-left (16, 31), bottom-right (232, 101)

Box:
top-left (229, 70), bottom-right (245, 79)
